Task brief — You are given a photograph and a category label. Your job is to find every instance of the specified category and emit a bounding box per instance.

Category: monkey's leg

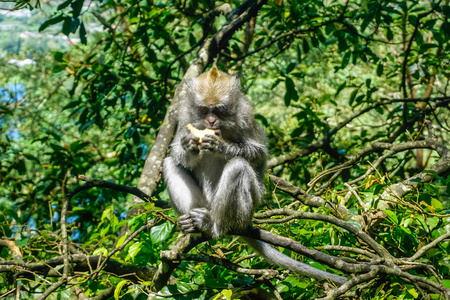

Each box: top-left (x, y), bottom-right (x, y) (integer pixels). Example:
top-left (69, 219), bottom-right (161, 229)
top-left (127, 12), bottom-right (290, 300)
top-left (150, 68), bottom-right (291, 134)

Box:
top-left (189, 157), bottom-right (260, 238)
top-left (163, 157), bottom-right (206, 233)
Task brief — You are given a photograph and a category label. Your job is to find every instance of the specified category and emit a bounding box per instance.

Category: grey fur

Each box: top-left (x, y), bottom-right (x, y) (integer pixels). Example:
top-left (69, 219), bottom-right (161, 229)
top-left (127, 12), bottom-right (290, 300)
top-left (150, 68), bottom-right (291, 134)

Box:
top-left (163, 68), bottom-right (347, 285)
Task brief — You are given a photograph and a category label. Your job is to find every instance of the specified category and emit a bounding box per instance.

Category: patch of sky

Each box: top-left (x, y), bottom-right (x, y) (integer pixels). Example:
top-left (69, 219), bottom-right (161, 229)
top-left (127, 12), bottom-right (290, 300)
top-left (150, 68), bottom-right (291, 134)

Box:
top-left (0, 83), bottom-right (25, 103)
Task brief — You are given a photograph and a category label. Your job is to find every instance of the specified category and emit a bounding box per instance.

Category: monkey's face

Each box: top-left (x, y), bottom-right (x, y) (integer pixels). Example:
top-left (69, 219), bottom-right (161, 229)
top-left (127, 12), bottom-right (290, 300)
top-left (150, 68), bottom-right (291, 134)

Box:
top-left (185, 66), bottom-right (241, 132)
top-left (195, 105), bottom-right (233, 130)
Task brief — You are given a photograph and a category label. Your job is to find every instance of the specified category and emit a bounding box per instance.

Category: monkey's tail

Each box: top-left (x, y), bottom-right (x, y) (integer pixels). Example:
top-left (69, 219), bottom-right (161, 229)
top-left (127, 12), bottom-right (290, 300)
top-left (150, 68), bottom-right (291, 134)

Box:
top-left (242, 237), bottom-right (348, 285)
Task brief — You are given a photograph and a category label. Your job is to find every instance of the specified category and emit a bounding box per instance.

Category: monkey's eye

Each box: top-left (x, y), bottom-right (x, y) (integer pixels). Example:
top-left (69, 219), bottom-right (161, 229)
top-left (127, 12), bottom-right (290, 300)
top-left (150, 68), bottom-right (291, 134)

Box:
top-left (197, 106), bottom-right (210, 115)
top-left (212, 106), bottom-right (229, 117)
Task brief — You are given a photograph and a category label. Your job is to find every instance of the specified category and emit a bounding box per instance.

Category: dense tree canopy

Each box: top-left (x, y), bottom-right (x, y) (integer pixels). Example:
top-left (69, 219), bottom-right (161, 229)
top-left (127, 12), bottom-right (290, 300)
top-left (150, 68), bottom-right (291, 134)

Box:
top-left (1, 0), bottom-right (450, 299)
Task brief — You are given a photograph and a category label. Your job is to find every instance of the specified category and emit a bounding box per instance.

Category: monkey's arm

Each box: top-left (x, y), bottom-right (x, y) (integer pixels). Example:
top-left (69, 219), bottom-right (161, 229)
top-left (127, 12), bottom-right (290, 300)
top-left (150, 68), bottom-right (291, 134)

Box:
top-left (170, 128), bottom-right (203, 169)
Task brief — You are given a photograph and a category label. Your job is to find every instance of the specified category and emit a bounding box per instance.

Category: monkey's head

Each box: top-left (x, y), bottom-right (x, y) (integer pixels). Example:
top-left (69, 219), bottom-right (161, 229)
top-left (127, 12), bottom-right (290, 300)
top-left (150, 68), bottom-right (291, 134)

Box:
top-left (184, 65), bottom-right (243, 131)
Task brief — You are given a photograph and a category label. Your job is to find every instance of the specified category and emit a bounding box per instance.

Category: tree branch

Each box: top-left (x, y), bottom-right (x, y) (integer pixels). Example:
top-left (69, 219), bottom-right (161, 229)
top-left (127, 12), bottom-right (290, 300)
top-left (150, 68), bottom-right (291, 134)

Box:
top-left (160, 251), bottom-right (279, 279)
top-left (0, 254), bottom-right (162, 283)
top-left (252, 209), bottom-right (392, 259)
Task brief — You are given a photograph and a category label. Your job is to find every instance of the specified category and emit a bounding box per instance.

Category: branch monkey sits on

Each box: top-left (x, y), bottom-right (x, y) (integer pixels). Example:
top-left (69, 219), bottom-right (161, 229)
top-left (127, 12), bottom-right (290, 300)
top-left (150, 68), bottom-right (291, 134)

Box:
top-left (163, 65), bottom-right (347, 285)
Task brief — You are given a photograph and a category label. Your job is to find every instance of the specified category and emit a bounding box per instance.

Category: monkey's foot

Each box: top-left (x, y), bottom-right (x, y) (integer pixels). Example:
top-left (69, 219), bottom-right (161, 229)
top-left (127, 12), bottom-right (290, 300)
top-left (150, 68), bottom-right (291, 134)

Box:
top-left (178, 208), bottom-right (214, 236)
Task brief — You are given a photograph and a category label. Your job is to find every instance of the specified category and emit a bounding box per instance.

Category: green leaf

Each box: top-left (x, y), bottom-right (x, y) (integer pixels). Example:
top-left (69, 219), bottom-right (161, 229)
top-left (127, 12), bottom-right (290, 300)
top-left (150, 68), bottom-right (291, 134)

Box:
top-left (341, 51), bottom-right (350, 68)
top-left (23, 153), bottom-right (40, 164)
top-left (70, 17), bottom-right (80, 33)
top-left (70, 141), bottom-right (89, 152)
top-left (52, 64), bottom-right (67, 73)
top-left (189, 33), bottom-right (196, 47)
top-left (57, 0), bottom-right (72, 10)
top-left (255, 114), bottom-right (269, 127)
top-left (337, 34), bottom-right (347, 51)
top-left (443, 280), bottom-right (450, 289)
top-left (284, 76), bottom-right (298, 106)
top-left (93, 247), bottom-right (108, 256)
top-left (415, 30), bottom-right (424, 45)
top-left (428, 217), bottom-right (439, 231)
top-left (375, 106), bottom-right (383, 114)
top-left (63, 100), bottom-right (80, 110)
top-left (316, 28), bottom-right (325, 43)
top-left (79, 21), bottom-right (87, 44)
top-left (71, 0), bottom-right (83, 17)
top-left (377, 62), bottom-right (383, 76)
top-left (54, 51), bottom-right (65, 62)
top-left (407, 288), bottom-right (419, 298)
top-left (302, 38), bottom-right (310, 54)
top-left (408, 15), bottom-right (417, 25)
top-left (431, 198), bottom-right (443, 211)
top-left (383, 209), bottom-right (398, 224)
top-left (213, 290), bottom-right (232, 300)
top-left (39, 15), bottom-right (65, 32)
top-left (79, 119), bottom-right (95, 132)
top-left (150, 221), bottom-right (175, 244)
top-left (15, 238), bottom-right (29, 247)
top-left (127, 242), bottom-right (142, 259)
top-left (62, 17), bottom-right (72, 35)
top-left (286, 62), bottom-right (296, 74)
top-left (101, 206), bottom-right (114, 221)
top-left (361, 12), bottom-right (374, 32)
top-left (114, 280), bottom-right (128, 300)
top-left (115, 234), bottom-right (128, 249)
top-left (176, 282), bottom-right (193, 293)
top-left (310, 35), bottom-right (319, 47)
top-left (271, 78), bottom-right (282, 89)
top-left (124, 125), bottom-right (137, 139)
top-left (348, 89), bottom-right (358, 106)
top-left (386, 27), bottom-right (393, 41)
top-left (355, 94), bottom-right (365, 105)
top-left (296, 44), bottom-right (302, 63)
top-left (325, 23), bottom-right (334, 35)
top-left (374, 183), bottom-right (386, 195)
top-left (335, 81), bottom-right (346, 96)
top-left (401, 226), bottom-right (412, 234)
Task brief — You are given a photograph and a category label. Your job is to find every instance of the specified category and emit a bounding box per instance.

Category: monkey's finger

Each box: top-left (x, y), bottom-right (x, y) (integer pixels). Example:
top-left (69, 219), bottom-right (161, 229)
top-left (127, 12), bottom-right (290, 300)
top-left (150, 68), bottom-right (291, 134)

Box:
top-left (178, 218), bottom-right (193, 226)
top-left (201, 134), bottom-right (218, 141)
top-left (189, 207), bottom-right (209, 214)
top-left (182, 227), bottom-right (200, 233)
top-left (186, 140), bottom-right (201, 152)
top-left (198, 141), bottom-right (218, 152)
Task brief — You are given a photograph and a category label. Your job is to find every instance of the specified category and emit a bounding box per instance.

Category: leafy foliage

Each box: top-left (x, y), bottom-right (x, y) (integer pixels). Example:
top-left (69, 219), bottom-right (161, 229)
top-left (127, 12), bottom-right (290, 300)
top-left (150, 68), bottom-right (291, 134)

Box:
top-left (0, 0), bottom-right (450, 299)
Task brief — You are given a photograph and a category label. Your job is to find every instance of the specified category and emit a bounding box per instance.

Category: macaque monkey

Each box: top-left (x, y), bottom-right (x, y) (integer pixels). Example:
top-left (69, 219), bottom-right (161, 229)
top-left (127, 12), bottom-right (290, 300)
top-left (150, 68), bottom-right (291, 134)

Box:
top-left (163, 65), bottom-right (347, 285)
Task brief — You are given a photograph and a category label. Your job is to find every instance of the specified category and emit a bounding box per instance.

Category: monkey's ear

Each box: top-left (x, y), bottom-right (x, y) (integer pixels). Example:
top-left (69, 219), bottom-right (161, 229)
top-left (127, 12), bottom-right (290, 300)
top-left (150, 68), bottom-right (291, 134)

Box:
top-left (209, 64), bottom-right (220, 82)
top-left (233, 73), bottom-right (243, 89)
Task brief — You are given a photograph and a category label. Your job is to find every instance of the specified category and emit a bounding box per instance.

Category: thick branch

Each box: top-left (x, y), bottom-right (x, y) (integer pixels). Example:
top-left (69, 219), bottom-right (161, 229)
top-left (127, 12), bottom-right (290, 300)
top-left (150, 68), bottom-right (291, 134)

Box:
top-left (253, 209), bottom-right (392, 259)
top-left (319, 268), bottom-right (379, 300)
top-left (75, 175), bottom-right (169, 209)
top-left (0, 254), bottom-right (161, 283)
top-left (152, 234), bottom-right (207, 291)
top-left (379, 141), bottom-right (450, 207)
top-left (406, 232), bottom-right (450, 262)
top-left (0, 240), bottom-right (22, 259)
top-left (161, 251), bottom-right (278, 279)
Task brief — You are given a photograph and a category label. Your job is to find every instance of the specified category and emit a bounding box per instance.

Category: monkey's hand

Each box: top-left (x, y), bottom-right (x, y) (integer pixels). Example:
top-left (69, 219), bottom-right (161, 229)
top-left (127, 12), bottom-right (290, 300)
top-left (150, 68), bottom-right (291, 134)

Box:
top-left (178, 208), bottom-right (214, 237)
top-left (181, 132), bottom-right (201, 153)
top-left (198, 131), bottom-right (223, 153)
